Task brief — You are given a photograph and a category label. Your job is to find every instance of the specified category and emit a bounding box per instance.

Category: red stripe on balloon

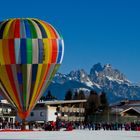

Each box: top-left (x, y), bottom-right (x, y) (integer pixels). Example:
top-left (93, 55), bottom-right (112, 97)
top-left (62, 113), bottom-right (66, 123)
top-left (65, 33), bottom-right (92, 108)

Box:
top-left (8, 20), bottom-right (16, 38)
top-left (5, 65), bottom-right (22, 110)
top-left (9, 39), bottom-right (16, 64)
top-left (14, 19), bottom-right (20, 38)
top-left (51, 40), bottom-right (57, 63)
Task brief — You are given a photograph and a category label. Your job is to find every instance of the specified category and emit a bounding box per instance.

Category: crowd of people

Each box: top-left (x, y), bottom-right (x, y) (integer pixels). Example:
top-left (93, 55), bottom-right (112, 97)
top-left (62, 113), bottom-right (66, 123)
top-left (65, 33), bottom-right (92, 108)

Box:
top-left (33, 121), bottom-right (140, 131)
top-left (73, 122), bottom-right (140, 131)
top-left (0, 120), bottom-right (140, 131)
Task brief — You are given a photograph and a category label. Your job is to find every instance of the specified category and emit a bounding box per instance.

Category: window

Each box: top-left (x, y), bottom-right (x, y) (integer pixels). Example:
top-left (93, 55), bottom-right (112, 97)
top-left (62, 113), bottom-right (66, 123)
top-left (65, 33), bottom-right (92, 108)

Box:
top-left (3, 108), bottom-right (8, 113)
top-left (30, 112), bottom-right (34, 117)
top-left (40, 112), bottom-right (44, 117)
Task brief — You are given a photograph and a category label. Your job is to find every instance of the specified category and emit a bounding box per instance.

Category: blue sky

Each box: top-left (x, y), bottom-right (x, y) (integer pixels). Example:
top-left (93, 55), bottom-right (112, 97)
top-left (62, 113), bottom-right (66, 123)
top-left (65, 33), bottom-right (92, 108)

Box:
top-left (1, 0), bottom-right (140, 83)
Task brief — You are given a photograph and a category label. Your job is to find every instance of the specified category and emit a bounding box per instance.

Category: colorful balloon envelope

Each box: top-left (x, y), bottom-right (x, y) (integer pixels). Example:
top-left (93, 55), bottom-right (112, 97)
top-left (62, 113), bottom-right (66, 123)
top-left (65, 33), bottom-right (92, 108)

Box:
top-left (0, 18), bottom-right (64, 119)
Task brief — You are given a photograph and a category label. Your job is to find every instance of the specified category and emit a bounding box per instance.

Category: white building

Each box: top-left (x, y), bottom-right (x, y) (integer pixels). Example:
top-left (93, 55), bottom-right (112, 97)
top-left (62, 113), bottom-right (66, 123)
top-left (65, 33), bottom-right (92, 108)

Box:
top-left (26, 100), bottom-right (87, 123)
top-left (0, 100), bottom-right (16, 124)
top-left (27, 104), bottom-right (57, 123)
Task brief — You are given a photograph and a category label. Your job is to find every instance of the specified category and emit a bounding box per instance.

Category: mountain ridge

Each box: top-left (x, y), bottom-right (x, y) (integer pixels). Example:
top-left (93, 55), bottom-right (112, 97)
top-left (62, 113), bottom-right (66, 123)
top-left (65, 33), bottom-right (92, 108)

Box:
top-left (46, 63), bottom-right (140, 103)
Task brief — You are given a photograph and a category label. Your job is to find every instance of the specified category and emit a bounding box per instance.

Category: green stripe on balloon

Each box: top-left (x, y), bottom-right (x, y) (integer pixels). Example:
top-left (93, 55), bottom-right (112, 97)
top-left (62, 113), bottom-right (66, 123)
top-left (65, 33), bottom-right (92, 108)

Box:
top-left (47, 64), bottom-right (60, 86)
top-left (27, 20), bottom-right (37, 38)
top-left (26, 39), bottom-right (32, 63)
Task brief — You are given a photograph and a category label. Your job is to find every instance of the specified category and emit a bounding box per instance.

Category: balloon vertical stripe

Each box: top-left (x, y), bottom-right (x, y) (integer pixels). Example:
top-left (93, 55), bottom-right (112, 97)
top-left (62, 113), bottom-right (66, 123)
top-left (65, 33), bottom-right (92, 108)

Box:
top-left (9, 39), bottom-right (16, 64)
top-left (21, 39), bottom-right (27, 64)
top-left (28, 20), bottom-right (37, 38)
top-left (26, 39), bottom-right (32, 63)
top-left (24, 20), bottom-right (32, 38)
top-left (14, 19), bottom-right (20, 38)
top-left (0, 21), bottom-right (8, 39)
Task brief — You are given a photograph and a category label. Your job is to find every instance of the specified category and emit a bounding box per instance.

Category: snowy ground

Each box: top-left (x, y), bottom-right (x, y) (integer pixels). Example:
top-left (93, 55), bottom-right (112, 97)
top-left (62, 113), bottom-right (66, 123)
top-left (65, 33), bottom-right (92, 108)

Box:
top-left (0, 130), bottom-right (140, 140)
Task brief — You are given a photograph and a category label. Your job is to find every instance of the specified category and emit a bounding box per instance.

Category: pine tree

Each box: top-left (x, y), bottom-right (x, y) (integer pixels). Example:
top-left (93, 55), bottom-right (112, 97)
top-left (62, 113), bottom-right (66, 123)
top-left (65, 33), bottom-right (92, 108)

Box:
top-left (45, 90), bottom-right (57, 100)
top-left (65, 90), bottom-right (73, 100)
top-left (73, 91), bottom-right (78, 100)
top-left (86, 90), bottom-right (99, 115)
top-left (78, 90), bottom-right (86, 100)
top-left (40, 96), bottom-right (45, 101)
top-left (99, 91), bottom-right (109, 112)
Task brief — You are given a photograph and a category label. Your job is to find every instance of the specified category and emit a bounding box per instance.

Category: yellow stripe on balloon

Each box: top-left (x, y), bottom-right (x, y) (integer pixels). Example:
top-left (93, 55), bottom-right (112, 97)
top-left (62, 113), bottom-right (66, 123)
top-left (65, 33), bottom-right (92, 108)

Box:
top-left (0, 66), bottom-right (21, 111)
top-left (28, 64), bottom-right (49, 112)
top-left (33, 64), bottom-right (48, 99)
top-left (29, 64), bottom-right (43, 109)
top-left (3, 19), bottom-right (14, 39)
top-left (0, 40), bottom-right (4, 65)
top-left (42, 21), bottom-right (56, 38)
top-left (43, 39), bottom-right (52, 64)
top-left (0, 82), bottom-right (16, 107)
top-left (2, 40), bottom-right (10, 64)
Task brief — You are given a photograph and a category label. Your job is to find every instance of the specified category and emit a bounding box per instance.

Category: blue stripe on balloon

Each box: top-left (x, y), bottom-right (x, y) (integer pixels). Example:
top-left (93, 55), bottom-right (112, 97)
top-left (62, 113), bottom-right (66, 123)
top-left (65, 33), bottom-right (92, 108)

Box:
top-left (57, 52), bottom-right (62, 63)
top-left (20, 20), bottom-right (26, 38)
top-left (20, 39), bottom-right (27, 64)
top-left (29, 64), bottom-right (38, 104)
top-left (38, 39), bottom-right (44, 63)
top-left (24, 20), bottom-right (32, 38)
top-left (57, 40), bottom-right (62, 63)
top-left (14, 39), bottom-right (21, 64)
top-left (17, 72), bottom-right (23, 84)
top-left (32, 64), bottom-right (38, 82)
top-left (59, 40), bottom-right (62, 52)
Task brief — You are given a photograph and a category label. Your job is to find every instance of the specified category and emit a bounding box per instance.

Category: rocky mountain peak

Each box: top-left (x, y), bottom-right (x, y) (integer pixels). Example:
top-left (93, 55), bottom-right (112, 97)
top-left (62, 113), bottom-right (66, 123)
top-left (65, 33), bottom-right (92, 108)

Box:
top-left (90, 63), bottom-right (130, 84)
top-left (47, 63), bottom-right (139, 103)
top-left (90, 63), bottom-right (103, 73)
top-left (103, 64), bottom-right (112, 69)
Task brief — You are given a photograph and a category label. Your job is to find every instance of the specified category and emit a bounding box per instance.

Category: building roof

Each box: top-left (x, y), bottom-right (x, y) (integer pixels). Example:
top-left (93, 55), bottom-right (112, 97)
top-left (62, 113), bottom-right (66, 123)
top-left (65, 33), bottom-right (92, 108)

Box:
top-left (0, 102), bottom-right (15, 109)
top-left (37, 100), bottom-right (87, 105)
top-left (110, 100), bottom-right (140, 109)
top-left (121, 107), bottom-right (140, 114)
top-left (34, 100), bottom-right (87, 109)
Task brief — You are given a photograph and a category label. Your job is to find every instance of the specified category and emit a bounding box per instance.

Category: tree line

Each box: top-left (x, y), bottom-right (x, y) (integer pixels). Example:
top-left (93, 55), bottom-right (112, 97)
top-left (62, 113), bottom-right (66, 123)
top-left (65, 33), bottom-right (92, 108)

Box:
top-left (65, 89), bottom-right (109, 118)
top-left (40, 89), bottom-right (109, 120)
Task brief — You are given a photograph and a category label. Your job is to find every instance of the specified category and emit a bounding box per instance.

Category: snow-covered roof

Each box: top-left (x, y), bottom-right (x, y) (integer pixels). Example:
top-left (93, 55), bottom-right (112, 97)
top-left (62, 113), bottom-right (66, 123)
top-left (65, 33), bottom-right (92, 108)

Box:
top-left (121, 107), bottom-right (140, 114)
top-left (38, 100), bottom-right (87, 105)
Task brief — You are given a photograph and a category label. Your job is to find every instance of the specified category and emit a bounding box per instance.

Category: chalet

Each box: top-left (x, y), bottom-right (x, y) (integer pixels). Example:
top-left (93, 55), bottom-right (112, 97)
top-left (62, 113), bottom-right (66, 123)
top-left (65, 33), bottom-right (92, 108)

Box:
top-left (120, 107), bottom-right (140, 118)
top-left (16, 100), bottom-right (87, 123)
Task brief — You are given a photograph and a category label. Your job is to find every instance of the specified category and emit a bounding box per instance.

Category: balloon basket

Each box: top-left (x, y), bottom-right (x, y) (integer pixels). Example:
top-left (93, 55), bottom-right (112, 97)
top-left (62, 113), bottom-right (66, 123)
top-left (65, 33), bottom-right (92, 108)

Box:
top-left (21, 119), bottom-right (28, 130)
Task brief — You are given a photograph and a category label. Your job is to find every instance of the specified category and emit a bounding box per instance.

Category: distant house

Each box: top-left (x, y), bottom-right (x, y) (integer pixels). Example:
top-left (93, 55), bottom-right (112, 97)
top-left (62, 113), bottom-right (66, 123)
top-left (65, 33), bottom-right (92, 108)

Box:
top-left (120, 107), bottom-right (140, 118)
top-left (110, 100), bottom-right (140, 122)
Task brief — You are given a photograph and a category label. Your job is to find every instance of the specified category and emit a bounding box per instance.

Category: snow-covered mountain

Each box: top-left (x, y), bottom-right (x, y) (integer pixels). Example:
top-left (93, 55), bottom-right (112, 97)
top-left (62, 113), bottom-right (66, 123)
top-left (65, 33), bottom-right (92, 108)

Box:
top-left (46, 63), bottom-right (140, 103)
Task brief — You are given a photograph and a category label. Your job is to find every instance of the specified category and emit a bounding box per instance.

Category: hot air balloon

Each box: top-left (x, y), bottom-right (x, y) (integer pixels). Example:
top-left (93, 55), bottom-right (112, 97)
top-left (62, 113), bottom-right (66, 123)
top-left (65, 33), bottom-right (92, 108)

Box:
top-left (0, 18), bottom-right (64, 128)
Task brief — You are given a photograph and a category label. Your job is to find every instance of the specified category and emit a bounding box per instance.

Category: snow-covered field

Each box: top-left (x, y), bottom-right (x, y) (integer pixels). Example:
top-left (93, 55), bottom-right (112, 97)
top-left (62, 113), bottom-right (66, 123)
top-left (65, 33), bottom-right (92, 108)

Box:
top-left (0, 130), bottom-right (140, 140)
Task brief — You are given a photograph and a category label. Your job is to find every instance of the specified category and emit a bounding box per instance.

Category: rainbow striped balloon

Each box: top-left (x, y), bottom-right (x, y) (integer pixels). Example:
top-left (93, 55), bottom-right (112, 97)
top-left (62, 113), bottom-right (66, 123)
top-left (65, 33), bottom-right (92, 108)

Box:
top-left (0, 18), bottom-right (64, 119)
